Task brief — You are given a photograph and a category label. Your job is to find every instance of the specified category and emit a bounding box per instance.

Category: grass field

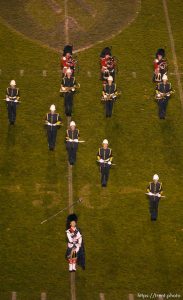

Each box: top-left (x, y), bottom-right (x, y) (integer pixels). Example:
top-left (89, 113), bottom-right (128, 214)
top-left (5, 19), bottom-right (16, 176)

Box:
top-left (0, 0), bottom-right (183, 299)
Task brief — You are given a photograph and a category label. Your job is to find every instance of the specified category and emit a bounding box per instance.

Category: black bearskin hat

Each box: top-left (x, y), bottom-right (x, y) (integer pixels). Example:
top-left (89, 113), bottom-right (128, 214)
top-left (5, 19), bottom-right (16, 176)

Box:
top-left (66, 213), bottom-right (78, 229)
top-left (63, 45), bottom-right (73, 56)
top-left (100, 47), bottom-right (112, 58)
top-left (156, 48), bottom-right (165, 58)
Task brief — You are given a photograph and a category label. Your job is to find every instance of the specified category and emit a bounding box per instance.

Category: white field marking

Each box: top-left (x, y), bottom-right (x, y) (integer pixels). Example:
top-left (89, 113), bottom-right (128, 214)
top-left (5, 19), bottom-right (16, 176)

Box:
top-left (128, 294), bottom-right (135, 300)
top-left (73, 0), bottom-right (141, 54)
top-left (11, 292), bottom-right (17, 300)
top-left (41, 292), bottom-right (47, 300)
top-left (132, 72), bottom-right (136, 78)
top-left (170, 72), bottom-right (183, 76)
top-left (99, 293), bottom-right (105, 300)
top-left (0, 69), bottom-right (2, 75)
top-left (87, 70), bottom-right (91, 77)
top-left (43, 70), bottom-right (47, 77)
top-left (163, 0), bottom-right (183, 109)
top-left (67, 116), bottom-right (73, 213)
top-left (70, 272), bottom-right (76, 300)
top-left (47, 0), bottom-right (62, 14)
top-left (20, 69), bottom-right (24, 76)
top-left (64, 0), bottom-right (69, 44)
top-left (67, 117), bottom-right (76, 300)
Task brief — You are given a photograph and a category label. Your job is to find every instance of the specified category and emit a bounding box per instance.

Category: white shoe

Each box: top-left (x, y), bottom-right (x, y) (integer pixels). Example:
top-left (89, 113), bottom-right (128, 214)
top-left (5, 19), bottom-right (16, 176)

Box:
top-left (72, 263), bottom-right (76, 271)
top-left (69, 263), bottom-right (73, 272)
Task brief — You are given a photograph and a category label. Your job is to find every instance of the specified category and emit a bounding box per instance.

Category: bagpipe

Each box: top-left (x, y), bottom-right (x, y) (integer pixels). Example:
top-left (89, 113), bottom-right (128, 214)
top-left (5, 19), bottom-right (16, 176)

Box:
top-left (101, 91), bottom-right (121, 101)
top-left (60, 83), bottom-right (80, 93)
top-left (155, 90), bottom-right (175, 100)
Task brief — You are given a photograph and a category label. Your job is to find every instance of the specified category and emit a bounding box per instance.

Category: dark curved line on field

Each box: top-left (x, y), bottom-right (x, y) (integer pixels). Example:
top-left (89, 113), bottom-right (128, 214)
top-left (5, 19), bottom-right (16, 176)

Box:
top-left (0, 0), bottom-right (141, 55)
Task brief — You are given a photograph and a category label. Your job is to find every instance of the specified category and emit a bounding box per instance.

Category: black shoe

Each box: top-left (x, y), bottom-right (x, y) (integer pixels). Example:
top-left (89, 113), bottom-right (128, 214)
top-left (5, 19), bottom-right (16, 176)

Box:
top-left (102, 183), bottom-right (106, 187)
top-left (49, 147), bottom-right (54, 151)
top-left (10, 121), bottom-right (14, 125)
top-left (70, 162), bottom-right (74, 165)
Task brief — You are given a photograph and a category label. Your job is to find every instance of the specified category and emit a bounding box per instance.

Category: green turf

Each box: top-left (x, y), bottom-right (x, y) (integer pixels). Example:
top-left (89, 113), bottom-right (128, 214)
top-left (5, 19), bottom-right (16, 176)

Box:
top-left (0, 0), bottom-right (183, 299)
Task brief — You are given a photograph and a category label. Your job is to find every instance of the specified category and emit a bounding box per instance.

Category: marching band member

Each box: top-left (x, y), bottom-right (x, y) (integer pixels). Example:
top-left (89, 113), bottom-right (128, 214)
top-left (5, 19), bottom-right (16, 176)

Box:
top-left (45, 104), bottom-right (62, 151)
top-left (66, 121), bottom-right (80, 165)
top-left (146, 174), bottom-right (163, 221)
top-left (61, 45), bottom-right (76, 76)
top-left (5, 80), bottom-right (20, 125)
top-left (60, 68), bottom-right (78, 117)
top-left (102, 76), bottom-right (117, 117)
top-left (65, 214), bottom-right (85, 272)
top-left (97, 139), bottom-right (113, 187)
top-left (100, 47), bottom-right (116, 82)
top-left (155, 74), bottom-right (173, 119)
top-left (153, 48), bottom-right (167, 82)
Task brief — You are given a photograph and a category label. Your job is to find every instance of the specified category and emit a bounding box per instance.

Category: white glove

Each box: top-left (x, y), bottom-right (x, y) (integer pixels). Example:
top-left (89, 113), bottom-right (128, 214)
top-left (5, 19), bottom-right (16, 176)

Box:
top-left (71, 88), bottom-right (75, 92)
top-left (14, 99), bottom-right (18, 102)
top-left (104, 95), bottom-right (107, 99)
top-left (69, 139), bottom-right (73, 142)
top-left (148, 192), bottom-right (153, 196)
top-left (74, 139), bottom-right (78, 143)
top-left (6, 98), bottom-right (10, 101)
top-left (108, 161), bottom-right (112, 165)
top-left (62, 87), bottom-right (66, 91)
top-left (99, 159), bottom-right (104, 163)
top-left (157, 193), bottom-right (161, 198)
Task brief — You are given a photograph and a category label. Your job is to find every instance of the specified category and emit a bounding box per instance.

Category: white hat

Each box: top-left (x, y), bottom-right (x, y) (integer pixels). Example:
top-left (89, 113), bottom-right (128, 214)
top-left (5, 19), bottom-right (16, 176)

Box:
top-left (153, 174), bottom-right (159, 181)
top-left (107, 76), bottom-right (113, 82)
top-left (162, 74), bottom-right (168, 81)
top-left (10, 80), bottom-right (16, 86)
top-left (50, 104), bottom-right (56, 111)
top-left (66, 68), bottom-right (72, 74)
top-left (102, 139), bottom-right (109, 145)
top-left (70, 121), bottom-right (76, 127)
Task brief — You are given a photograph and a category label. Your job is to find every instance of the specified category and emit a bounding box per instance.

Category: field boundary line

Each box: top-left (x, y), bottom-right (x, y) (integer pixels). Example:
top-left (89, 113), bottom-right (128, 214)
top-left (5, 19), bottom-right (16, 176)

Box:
top-left (162, 0), bottom-right (183, 109)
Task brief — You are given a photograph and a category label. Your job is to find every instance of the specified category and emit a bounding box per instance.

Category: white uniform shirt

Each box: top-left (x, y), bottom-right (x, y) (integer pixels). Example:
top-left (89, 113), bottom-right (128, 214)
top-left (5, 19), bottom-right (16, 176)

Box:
top-left (66, 227), bottom-right (82, 253)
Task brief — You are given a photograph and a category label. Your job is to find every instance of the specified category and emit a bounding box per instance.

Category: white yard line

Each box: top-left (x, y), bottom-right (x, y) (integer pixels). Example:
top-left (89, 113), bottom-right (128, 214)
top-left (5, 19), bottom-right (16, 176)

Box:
top-left (64, 0), bottom-right (75, 297)
top-left (11, 292), bottom-right (17, 300)
top-left (67, 116), bottom-right (73, 214)
top-left (162, 0), bottom-right (183, 109)
top-left (41, 292), bottom-right (47, 300)
top-left (99, 292), bottom-right (105, 300)
top-left (64, 0), bottom-right (69, 45)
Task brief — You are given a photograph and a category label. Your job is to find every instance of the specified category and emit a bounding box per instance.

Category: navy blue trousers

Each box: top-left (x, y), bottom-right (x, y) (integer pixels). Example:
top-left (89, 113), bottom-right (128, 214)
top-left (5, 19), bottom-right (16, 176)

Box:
top-left (105, 101), bottom-right (114, 117)
top-left (100, 164), bottom-right (111, 186)
top-left (64, 92), bottom-right (74, 116)
top-left (47, 127), bottom-right (57, 149)
top-left (149, 196), bottom-right (160, 220)
top-left (7, 102), bottom-right (17, 123)
top-left (158, 97), bottom-right (169, 119)
top-left (66, 142), bottom-right (78, 165)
